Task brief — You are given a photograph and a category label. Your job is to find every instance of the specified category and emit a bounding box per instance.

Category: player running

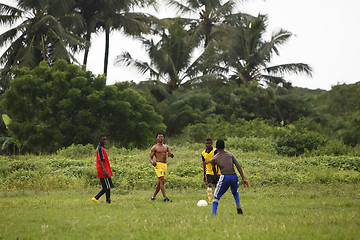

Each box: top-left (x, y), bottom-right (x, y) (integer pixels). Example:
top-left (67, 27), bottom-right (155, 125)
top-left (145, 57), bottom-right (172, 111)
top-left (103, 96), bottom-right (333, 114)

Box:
top-left (203, 139), bottom-right (249, 215)
top-left (202, 138), bottom-right (220, 203)
top-left (149, 133), bottom-right (174, 202)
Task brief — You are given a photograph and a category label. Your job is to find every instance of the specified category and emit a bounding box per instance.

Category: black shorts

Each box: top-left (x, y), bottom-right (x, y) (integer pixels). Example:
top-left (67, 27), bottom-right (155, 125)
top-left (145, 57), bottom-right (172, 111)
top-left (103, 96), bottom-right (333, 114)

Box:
top-left (206, 174), bottom-right (218, 184)
top-left (99, 177), bottom-right (114, 189)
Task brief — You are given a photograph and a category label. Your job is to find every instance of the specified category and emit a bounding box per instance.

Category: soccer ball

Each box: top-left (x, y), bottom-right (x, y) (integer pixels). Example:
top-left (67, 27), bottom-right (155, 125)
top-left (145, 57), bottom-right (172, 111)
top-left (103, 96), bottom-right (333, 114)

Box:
top-left (197, 200), bottom-right (208, 207)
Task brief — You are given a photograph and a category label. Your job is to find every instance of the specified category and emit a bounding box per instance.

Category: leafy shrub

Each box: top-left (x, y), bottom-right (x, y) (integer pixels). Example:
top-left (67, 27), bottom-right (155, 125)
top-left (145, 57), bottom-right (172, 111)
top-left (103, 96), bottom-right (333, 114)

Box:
top-left (56, 144), bottom-right (94, 158)
top-left (314, 156), bottom-right (360, 171)
top-left (183, 117), bottom-right (285, 143)
top-left (1, 146), bottom-right (359, 191)
top-left (226, 137), bottom-right (276, 153)
top-left (182, 123), bottom-right (209, 143)
top-left (311, 140), bottom-right (354, 156)
top-left (276, 119), bottom-right (327, 156)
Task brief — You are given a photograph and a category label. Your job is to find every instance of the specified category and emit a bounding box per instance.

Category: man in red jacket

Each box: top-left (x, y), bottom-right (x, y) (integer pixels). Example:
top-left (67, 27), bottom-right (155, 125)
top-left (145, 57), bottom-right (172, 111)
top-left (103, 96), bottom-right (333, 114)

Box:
top-left (92, 135), bottom-right (114, 204)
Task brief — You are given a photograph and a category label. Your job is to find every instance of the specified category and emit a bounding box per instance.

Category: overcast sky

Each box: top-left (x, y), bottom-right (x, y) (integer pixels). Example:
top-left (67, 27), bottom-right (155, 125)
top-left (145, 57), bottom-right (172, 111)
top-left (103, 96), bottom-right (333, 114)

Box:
top-left (1, 0), bottom-right (360, 90)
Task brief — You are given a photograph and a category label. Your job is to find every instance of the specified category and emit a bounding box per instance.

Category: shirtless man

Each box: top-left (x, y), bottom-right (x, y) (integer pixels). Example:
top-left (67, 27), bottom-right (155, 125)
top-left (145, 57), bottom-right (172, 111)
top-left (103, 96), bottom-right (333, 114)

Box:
top-left (149, 133), bottom-right (174, 202)
top-left (203, 139), bottom-right (249, 215)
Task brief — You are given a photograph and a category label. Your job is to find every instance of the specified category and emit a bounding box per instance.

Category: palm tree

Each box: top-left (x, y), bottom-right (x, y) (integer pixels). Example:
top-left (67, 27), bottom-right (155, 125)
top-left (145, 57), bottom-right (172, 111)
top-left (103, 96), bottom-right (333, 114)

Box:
top-left (116, 18), bottom-right (200, 91)
top-left (96, 0), bottom-right (157, 76)
top-left (0, 0), bottom-right (84, 69)
top-left (167, 0), bottom-right (239, 48)
top-left (73, 0), bottom-right (103, 65)
top-left (166, 0), bottom-right (246, 77)
top-left (222, 14), bottom-right (313, 86)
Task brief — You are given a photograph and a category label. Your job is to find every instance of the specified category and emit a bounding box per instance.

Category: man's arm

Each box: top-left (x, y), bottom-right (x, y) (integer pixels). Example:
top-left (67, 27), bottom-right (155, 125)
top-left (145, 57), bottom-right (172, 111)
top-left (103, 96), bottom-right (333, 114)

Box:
top-left (149, 146), bottom-right (157, 167)
top-left (167, 145), bottom-right (174, 158)
top-left (203, 156), bottom-right (215, 170)
top-left (233, 155), bottom-right (249, 187)
top-left (211, 162), bottom-right (219, 180)
top-left (98, 159), bottom-right (109, 178)
top-left (202, 155), bottom-right (206, 182)
top-left (98, 146), bottom-right (109, 178)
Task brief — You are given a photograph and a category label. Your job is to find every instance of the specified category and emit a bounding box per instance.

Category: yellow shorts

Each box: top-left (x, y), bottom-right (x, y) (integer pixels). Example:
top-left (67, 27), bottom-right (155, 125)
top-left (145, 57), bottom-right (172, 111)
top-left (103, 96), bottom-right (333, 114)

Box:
top-left (155, 162), bottom-right (167, 178)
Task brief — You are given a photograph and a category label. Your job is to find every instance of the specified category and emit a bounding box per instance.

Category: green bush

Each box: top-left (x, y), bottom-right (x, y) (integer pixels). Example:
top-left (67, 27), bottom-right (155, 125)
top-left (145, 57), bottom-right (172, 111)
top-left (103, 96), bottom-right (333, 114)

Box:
top-left (0, 146), bottom-right (359, 191)
top-left (276, 124), bottom-right (327, 156)
top-left (226, 137), bottom-right (276, 153)
top-left (311, 140), bottom-right (354, 156)
top-left (56, 144), bottom-right (94, 158)
top-left (182, 123), bottom-right (209, 143)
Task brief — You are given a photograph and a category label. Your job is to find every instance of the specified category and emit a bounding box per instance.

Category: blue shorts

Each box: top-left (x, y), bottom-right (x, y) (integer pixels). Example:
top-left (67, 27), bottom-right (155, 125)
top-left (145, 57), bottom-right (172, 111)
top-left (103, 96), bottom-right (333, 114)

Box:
top-left (214, 174), bottom-right (239, 199)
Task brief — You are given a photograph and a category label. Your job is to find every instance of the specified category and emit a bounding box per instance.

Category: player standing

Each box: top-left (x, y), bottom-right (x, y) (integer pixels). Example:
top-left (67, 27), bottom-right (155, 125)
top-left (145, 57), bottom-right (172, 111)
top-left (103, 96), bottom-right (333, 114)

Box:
top-left (203, 139), bottom-right (249, 215)
top-left (149, 133), bottom-right (174, 202)
top-left (92, 135), bottom-right (114, 204)
top-left (202, 138), bottom-right (220, 203)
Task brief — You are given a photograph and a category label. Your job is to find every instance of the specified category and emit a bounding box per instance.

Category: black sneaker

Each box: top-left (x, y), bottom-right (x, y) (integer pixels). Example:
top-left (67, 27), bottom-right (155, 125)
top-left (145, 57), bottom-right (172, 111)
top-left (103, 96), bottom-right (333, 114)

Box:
top-left (163, 197), bottom-right (172, 202)
top-left (106, 199), bottom-right (111, 204)
top-left (237, 206), bottom-right (243, 214)
top-left (149, 197), bottom-right (155, 201)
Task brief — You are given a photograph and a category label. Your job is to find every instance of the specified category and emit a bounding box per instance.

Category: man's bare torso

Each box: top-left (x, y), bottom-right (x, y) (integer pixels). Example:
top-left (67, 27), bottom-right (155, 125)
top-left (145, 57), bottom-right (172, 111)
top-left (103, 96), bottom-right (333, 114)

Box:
top-left (151, 143), bottom-right (169, 163)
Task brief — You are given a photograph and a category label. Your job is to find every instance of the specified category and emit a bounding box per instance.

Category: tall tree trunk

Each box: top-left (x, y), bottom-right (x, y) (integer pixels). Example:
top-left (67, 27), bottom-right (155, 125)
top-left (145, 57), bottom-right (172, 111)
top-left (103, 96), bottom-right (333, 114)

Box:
top-left (103, 28), bottom-right (110, 76)
top-left (83, 30), bottom-right (92, 66)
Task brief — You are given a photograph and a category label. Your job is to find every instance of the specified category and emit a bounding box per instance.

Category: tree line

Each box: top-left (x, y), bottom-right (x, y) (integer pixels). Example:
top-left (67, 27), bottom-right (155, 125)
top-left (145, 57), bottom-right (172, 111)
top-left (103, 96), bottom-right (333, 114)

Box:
top-left (0, 0), bottom-right (359, 154)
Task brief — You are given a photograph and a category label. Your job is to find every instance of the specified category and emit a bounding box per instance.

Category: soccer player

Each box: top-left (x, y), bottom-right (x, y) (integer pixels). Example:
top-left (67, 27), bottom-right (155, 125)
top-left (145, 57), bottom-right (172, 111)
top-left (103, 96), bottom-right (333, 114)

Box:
top-left (202, 138), bottom-right (220, 203)
top-left (149, 133), bottom-right (174, 202)
top-left (92, 135), bottom-right (114, 204)
top-left (203, 139), bottom-right (249, 215)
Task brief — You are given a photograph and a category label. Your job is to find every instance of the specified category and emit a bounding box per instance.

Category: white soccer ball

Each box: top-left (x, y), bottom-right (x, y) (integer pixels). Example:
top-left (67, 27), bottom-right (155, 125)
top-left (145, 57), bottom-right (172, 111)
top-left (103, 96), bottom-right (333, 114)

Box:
top-left (197, 200), bottom-right (208, 207)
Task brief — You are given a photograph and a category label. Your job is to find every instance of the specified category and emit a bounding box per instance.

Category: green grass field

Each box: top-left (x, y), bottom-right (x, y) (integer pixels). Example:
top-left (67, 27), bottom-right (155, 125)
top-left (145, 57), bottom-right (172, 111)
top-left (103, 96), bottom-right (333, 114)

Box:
top-left (1, 184), bottom-right (358, 240)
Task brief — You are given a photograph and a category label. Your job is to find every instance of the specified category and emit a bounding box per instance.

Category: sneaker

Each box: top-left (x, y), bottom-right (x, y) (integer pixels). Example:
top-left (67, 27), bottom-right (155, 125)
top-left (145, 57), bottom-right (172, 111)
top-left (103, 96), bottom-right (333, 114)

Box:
top-left (237, 206), bottom-right (243, 214)
top-left (163, 197), bottom-right (172, 202)
top-left (91, 197), bottom-right (99, 203)
top-left (149, 197), bottom-right (155, 201)
top-left (106, 199), bottom-right (111, 204)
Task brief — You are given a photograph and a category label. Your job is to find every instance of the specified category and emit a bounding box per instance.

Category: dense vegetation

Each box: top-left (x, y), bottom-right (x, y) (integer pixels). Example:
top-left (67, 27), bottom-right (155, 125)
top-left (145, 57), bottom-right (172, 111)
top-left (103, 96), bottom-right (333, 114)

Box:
top-left (0, 0), bottom-right (359, 155)
top-left (0, 143), bottom-right (358, 191)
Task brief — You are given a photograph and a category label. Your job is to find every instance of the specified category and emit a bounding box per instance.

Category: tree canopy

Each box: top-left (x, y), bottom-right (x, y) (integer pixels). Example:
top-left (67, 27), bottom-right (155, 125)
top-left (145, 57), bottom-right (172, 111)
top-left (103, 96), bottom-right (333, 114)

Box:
top-left (1, 60), bottom-right (165, 152)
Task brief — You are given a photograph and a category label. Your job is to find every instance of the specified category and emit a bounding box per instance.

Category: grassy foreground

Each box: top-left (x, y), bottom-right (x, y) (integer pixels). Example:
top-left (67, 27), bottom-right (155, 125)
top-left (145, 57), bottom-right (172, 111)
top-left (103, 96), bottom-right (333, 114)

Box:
top-left (0, 184), bottom-right (359, 240)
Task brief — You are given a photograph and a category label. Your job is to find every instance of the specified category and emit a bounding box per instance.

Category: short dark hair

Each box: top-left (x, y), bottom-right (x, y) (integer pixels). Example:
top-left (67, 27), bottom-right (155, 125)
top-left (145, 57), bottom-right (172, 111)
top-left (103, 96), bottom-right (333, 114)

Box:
top-left (156, 132), bottom-right (164, 138)
top-left (205, 138), bottom-right (212, 143)
top-left (99, 134), bottom-right (106, 141)
top-left (216, 139), bottom-right (225, 149)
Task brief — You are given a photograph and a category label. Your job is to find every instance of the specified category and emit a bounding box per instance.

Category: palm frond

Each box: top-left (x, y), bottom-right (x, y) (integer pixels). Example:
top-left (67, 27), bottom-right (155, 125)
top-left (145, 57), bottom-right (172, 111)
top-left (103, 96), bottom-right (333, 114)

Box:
top-left (115, 51), bottom-right (159, 78)
top-left (0, 27), bottom-right (21, 48)
top-left (116, 12), bottom-right (152, 35)
top-left (270, 28), bottom-right (292, 55)
top-left (211, 0), bottom-right (235, 19)
top-left (260, 74), bottom-right (287, 85)
top-left (0, 3), bottom-right (24, 25)
top-left (265, 63), bottom-right (313, 77)
top-left (167, 0), bottom-right (196, 15)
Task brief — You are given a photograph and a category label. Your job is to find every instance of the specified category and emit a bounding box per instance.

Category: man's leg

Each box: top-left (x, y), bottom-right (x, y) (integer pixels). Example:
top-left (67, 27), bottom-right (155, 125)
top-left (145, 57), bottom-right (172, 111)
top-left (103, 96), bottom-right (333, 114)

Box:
top-left (230, 176), bottom-right (242, 214)
top-left (230, 185), bottom-right (241, 207)
top-left (152, 179), bottom-right (161, 198)
top-left (212, 197), bottom-right (219, 215)
top-left (159, 176), bottom-right (166, 198)
top-left (94, 188), bottom-right (106, 200)
top-left (207, 180), bottom-right (213, 203)
top-left (212, 175), bottom-right (229, 215)
top-left (105, 189), bottom-right (111, 203)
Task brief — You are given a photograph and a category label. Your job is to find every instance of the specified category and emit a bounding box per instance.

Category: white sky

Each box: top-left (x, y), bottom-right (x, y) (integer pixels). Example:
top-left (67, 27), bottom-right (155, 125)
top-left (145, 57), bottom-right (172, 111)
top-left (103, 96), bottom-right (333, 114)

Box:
top-left (1, 0), bottom-right (360, 90)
